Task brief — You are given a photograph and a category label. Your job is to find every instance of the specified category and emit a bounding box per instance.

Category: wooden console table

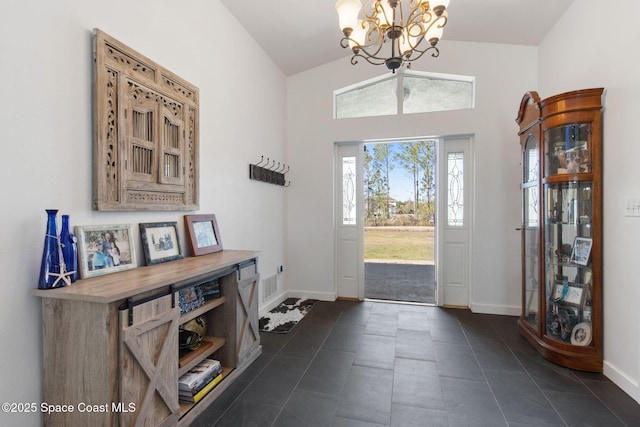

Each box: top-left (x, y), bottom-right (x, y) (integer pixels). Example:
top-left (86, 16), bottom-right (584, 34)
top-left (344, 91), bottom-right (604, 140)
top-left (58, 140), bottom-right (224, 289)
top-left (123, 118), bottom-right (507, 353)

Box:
top-left (33, 250), bottom-right (261, 426)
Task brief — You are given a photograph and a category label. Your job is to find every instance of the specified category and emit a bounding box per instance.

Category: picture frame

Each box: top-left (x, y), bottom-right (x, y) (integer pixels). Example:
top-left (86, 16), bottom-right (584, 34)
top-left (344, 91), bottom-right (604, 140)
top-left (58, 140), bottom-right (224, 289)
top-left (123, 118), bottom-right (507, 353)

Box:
top-left (75, 224), bottom-right (137, 279)
top-left (563, 283), bottom-right (586, 307)
top-left (139, 221), bottom-right (184, 265)
top-left (184, 214), bottom-right (223, 256)
top-left (552, 281), bottom-right (586, 308)
top-left (570, 236), bottom-right (592, 266)
top-left (570, 322), bottom-right (593, 346)
top-left (177, 285), bottom-right (205, 315)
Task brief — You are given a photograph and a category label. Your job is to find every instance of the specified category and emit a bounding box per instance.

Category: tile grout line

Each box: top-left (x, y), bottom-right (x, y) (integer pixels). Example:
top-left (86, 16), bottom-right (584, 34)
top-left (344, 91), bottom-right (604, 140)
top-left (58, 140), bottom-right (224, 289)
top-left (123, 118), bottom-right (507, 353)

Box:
top-left (208, 314), bottom-right (306, 426)
top-left (484, 319), bottom-right (570, 427)
top-left (268, 307), bottom-right (345, 427)
top-left (456, 315), bottom-right (520, 427)
top-left (477, 316), bottom-right (630, 427)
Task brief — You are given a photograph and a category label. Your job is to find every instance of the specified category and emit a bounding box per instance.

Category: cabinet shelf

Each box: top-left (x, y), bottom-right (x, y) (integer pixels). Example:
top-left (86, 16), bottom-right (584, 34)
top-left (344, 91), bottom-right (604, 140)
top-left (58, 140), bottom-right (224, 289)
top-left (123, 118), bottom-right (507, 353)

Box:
top-left (180, 296), bottom-right (226, 323)
top-left (545, 220), bottom-right (591, 226)
top-left (547, 261), bottom-right (592, 270)
top-left (179, 336), bottom-right (226, 374)
top-left (542, 173), bottom-right (593, 184)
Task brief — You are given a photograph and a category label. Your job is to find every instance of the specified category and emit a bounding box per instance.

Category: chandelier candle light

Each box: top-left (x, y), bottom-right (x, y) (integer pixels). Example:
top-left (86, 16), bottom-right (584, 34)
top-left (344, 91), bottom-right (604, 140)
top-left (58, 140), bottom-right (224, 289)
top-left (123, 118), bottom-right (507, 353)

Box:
top-left (336, 0), bottom-right (449, 72)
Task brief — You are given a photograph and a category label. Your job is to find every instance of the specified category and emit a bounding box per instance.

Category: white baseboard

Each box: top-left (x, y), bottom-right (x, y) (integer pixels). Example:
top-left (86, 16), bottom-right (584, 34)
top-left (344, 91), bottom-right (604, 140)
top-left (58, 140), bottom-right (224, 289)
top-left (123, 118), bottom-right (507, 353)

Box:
top-left (286, 289), bottom-right (336, 302)
top-left (603, 361), bottom-right (640, 404)
top-left (470, 302), bottom-right (520, 316)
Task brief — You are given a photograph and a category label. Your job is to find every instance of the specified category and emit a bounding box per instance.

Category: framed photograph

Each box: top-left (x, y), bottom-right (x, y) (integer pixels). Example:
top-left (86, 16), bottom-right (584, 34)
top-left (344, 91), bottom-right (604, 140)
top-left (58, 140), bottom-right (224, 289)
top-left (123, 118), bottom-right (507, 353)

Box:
top-left (570, 236), bottom-right (592, 266)
top-left (184, 214), bottom-right (223, 256)
top-left (177, 285), bottom-right (205, 315)
top-left (139, 222), bottom-right (184, 265)
top-left (552, 281), bottom-right (586, 308)
top-left (75, 224), bottom-right (137, 279)
top-left (552, 283), bottom-right (587, 309)
top-left (564, 284), bottom-right (586, 307)
top-left (551, 281), bottom-right (566, 303)
top-left (570, 322), bottom-right (593, 346)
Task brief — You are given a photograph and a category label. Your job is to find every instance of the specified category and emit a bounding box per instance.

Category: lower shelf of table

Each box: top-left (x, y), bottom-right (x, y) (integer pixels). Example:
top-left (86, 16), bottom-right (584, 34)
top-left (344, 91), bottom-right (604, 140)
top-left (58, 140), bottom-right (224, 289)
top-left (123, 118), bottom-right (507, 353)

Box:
top-left (177, 344), bottom-right (262, 426)
top-left (179, 366), bottom-right (233, 417)
top-left (179, 336), bottom-right (226, 375)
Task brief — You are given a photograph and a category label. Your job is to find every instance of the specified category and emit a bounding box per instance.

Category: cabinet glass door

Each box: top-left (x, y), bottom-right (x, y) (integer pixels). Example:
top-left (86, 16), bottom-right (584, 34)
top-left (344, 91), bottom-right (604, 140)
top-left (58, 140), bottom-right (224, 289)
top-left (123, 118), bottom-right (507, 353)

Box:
top-left (522, 134), bottom-right (539, 329)
top-left (545, 123), bottom-right (592, 177)
top-left (544, 181), bottom-right (594, 345)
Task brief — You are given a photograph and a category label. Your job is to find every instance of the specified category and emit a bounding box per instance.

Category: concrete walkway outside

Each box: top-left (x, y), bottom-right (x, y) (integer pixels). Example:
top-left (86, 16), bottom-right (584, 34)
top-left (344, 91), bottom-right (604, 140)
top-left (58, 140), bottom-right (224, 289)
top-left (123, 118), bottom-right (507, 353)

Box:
top-left (364, 261), bottom-right (435, 304)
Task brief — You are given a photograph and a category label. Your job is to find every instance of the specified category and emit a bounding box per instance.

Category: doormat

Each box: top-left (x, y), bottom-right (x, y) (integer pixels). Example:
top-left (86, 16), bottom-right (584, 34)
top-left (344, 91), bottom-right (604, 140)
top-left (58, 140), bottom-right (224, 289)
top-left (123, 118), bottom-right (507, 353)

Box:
top-left (259, 298), bottom-right (317, 333)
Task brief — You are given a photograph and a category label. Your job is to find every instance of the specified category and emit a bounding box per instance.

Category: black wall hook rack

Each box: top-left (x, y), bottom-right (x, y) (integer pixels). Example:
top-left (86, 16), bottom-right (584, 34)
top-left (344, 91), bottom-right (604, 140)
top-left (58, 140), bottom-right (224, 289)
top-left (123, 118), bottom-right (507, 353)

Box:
top-left (249, 156), bottom-right (291, 187)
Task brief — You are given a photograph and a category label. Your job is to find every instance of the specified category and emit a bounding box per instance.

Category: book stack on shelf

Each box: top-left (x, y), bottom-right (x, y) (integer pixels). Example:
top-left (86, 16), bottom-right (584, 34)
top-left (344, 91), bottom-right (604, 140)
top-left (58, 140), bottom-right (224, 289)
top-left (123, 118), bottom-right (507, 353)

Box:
top-left (179, 358), bottom-right (223, 404)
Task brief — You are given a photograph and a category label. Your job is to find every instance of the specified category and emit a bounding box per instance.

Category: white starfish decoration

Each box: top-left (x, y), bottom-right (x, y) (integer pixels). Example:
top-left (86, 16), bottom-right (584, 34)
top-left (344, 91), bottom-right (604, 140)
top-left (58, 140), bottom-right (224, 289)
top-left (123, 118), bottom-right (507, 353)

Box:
top-left (45, 233), bottom-right (76, 288)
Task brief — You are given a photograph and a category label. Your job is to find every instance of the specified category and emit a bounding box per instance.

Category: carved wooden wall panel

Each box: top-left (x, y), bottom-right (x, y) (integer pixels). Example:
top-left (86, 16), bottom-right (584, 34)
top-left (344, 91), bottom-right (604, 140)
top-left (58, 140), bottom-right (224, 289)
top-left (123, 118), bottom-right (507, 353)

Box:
top-left (93, 29), bottom-right (199, 211)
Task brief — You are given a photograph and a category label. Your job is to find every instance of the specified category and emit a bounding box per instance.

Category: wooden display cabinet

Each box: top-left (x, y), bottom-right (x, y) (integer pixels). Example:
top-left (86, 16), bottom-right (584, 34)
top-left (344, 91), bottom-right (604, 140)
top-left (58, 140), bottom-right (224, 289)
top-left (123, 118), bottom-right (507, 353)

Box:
top-left (33, 250), bottom-right (261, 426)
top-left (516, 88), bottom-right (604, 372)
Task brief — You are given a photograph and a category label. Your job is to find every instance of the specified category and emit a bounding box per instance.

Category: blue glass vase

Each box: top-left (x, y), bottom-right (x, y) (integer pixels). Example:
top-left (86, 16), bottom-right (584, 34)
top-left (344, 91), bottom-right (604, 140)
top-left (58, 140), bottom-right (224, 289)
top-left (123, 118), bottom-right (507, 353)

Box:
top-left (59, 215), bottom-right (78, 283)
top-left (38, 209), bottom-right (63, 289)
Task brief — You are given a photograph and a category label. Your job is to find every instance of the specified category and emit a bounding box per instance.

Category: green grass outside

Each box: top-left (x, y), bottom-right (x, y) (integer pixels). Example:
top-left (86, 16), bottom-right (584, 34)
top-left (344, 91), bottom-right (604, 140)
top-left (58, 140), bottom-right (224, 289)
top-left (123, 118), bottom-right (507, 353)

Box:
top-left (364, 227), bottom-right (435, 261)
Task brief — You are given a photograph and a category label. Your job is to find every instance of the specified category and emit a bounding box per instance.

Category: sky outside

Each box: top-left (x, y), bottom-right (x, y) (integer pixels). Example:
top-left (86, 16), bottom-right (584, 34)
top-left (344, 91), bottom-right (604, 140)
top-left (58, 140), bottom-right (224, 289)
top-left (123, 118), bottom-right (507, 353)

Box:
top-left (366, 142), bottom-right (422, 202)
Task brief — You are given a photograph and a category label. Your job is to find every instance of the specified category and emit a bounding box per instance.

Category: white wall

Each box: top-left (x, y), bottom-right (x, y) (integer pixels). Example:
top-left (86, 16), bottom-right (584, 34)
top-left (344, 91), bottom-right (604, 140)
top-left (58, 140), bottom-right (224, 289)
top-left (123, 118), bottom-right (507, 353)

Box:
top-left (286, 41), bottom-right (538, 313)
top-left (0, 1), bottom-right (286, 424)
top-left (538, 0), bottom-right (640, 403)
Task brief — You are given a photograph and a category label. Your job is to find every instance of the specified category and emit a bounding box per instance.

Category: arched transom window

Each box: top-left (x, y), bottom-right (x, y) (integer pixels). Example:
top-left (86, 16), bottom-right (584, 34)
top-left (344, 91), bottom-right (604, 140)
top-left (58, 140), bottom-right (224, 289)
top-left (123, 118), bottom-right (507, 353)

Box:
top-left (334, 70), bottom-right (475, 119)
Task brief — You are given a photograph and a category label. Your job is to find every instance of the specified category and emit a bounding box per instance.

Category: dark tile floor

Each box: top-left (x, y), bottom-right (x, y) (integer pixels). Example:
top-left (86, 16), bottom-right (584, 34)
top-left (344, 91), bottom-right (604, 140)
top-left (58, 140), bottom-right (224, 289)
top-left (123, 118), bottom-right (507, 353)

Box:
top-left (193, 300), bottom-right (640, 427)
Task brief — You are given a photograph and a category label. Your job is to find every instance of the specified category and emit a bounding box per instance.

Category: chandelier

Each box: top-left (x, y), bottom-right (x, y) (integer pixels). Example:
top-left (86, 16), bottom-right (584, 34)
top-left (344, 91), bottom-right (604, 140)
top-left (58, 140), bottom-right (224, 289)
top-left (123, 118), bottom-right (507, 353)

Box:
top-left (336, 0), bottom-right (450, 72)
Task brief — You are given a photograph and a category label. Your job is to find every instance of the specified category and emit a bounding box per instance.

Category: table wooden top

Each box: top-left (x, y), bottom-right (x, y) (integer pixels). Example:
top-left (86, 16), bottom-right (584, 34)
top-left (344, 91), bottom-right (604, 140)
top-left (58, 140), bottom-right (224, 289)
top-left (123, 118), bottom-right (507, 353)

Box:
top-left (32, 250), bottom-right (259, 304)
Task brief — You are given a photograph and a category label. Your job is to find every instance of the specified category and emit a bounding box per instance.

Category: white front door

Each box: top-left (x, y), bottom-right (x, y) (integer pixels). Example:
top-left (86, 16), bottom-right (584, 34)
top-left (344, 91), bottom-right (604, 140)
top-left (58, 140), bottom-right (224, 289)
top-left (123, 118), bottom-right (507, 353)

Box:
top-left (335, 137), bottom-right (472, 306)
top-left (437, 136), bottom-right (472, 307)
top-left (335, 143), bottom-right (364, 300)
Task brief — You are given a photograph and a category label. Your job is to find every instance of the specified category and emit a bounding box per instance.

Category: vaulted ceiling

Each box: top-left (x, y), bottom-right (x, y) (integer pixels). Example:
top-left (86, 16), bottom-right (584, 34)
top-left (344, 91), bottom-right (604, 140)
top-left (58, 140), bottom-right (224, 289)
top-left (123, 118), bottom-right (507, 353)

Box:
top-left (220, 0), bottom-right (575, 76)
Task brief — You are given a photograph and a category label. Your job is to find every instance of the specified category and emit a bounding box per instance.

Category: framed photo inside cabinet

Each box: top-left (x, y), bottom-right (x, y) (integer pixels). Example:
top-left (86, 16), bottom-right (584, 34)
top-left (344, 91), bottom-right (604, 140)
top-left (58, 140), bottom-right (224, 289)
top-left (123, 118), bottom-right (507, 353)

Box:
top-left (551, 281), bottom-right (567, 303)
top-left (564, 284), bottom-right (587, 308)
top-left (552, 282), bottom-right (586, 308)
top-left (570, 237), bottom-right (592, 266)
top-left (139, 222), bottom-right (183, 265)
top-left (571, 322), bottom-right (593, 346)
top-left (75, 224), bottom-right (137, 279)
top-left (184, 214), bottom-right (223, 256)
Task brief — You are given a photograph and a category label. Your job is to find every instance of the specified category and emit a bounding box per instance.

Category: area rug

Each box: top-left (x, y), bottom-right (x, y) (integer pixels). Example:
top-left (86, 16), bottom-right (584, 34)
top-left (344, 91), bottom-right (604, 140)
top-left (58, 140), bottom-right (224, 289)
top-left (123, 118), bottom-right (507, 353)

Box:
top-left (259, 298), bottom-right (317, 333)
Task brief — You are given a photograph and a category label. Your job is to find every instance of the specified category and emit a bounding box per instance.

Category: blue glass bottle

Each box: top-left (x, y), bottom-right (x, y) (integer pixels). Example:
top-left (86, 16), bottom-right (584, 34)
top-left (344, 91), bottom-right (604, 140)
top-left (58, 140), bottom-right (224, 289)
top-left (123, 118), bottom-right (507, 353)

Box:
top-left (38, 209), bottom-right (63, 289)
top-left (59, 215), bottom-right (77, 283)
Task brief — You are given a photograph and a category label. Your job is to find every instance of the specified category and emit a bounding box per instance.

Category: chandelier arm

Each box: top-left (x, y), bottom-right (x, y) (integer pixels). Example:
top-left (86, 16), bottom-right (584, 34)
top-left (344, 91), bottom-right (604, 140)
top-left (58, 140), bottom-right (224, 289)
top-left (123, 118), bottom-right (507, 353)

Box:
top-left (364, 23), bottom-right (385, 46)
top-left (406, 1), bottom-right (426, 25)
top-left (404, 22), bottom-right (424, 50)
top-left (362, 0), bottom-right (380, 22)
top-left (353, 41), bottom-right (387, 61)
top-left (374, 0), bottom-right (393, 28)
top-left (404, 45), bottom-right (440, 63)
top-left (340, 29), bottom-right (387, 59)
top-left (351, 51), bottom-right (387, 66)
top-left (422, 13), bottom-right (447, 35)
